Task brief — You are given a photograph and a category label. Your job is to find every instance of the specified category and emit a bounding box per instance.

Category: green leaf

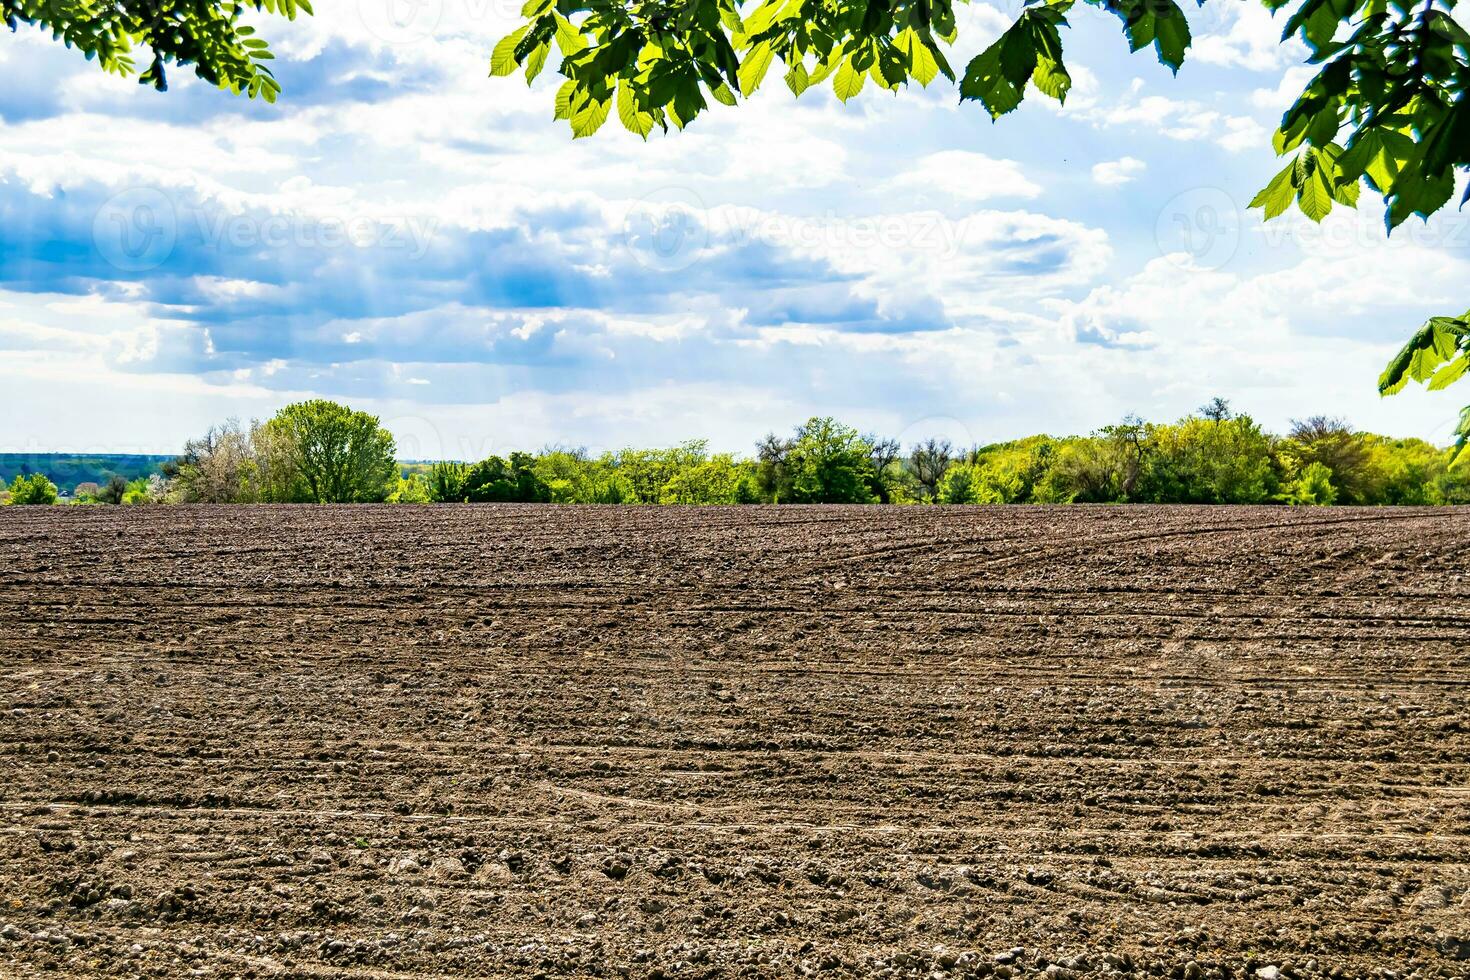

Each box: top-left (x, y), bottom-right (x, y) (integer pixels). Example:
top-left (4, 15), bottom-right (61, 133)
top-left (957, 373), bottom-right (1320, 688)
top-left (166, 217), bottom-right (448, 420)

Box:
top-left (1427, 355), bottom-right (1470, 391)
top-left (1151, 2), bottom-right (1191, 72)
top-left (617, 80), bottom-right (654, 138)
top-left (554, 14), bottom-right (587, 56)
top-left (1451, 405), bottom-right (1470, 465)
top-left (553, 79), bottom-right (575, 120)
top-left (569, 92), bottom-right (610, 137)
top-left (1032, 54), bottom-right (1070, 102)
top-left (524, 42), bottom-right (549, 84)
top-left (490, 26), bottom-right (529, 77)
top-left (897, 29), bottom-right (939, 87)
top-left (1379, 315), bottom-right (1469, 395)
top-left (1249, 158), bottom-right (1297, 220)
top-left (738, 42), bottom-right (774, 96)
top-left (960, 46), bottom-right (1024, 119)
top-left (1297, 161), bottom-right (1335, 222)
top-left (833, 54), bottom-right (866, 102)
top-left (784, 61), bottom-right (812, 96)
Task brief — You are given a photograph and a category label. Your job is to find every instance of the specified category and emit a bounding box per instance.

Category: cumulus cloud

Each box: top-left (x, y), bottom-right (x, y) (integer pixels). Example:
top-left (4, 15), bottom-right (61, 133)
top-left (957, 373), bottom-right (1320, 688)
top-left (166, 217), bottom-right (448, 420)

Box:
top-left (1092, 157), bottom-right (1147, 187)
top-left (887, 151), bottom-right (1042, 203)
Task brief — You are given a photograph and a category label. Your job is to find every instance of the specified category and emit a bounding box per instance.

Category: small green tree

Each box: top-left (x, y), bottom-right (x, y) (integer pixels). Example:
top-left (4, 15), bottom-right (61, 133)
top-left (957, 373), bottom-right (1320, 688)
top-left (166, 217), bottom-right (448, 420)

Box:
top-left (936, 464), bottom-right (978, 504)
top-left (388, 472), bottom-right (433, 503)
top-left (1282, 417), bottom-right (1375, 504)
top-left (464, 452), bottom-right (552, 502)
top-left (658, 454), bottom-right (748, 503)
top-left (1280, 461), bottom-right (1337, 506)
top-left (97, 474), bottom-right (129, 505)
top-left (427, 461), bottom-right (471, 503)
top-left (8, 473), bottom-right (58, 505)
top-left (784, 417), bottom-right (876, 504)
top-left (266, 400), bottom-right (398, 503)
top-left (907, 438), bottom-right (953, 502)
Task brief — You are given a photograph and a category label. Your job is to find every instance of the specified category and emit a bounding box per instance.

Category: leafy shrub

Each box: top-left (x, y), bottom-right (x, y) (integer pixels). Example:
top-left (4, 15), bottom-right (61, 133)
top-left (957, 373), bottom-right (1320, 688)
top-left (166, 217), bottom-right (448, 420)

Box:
top-left (8, 473), bottom-right (58, 505)
top-left (1279, 462), bottom-right (1337, 506)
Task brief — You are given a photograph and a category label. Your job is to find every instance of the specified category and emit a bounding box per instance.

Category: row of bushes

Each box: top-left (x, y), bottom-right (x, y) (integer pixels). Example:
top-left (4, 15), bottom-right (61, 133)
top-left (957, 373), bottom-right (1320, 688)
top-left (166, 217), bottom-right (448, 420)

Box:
top-left (5, 399), bottom-right (1467, 507)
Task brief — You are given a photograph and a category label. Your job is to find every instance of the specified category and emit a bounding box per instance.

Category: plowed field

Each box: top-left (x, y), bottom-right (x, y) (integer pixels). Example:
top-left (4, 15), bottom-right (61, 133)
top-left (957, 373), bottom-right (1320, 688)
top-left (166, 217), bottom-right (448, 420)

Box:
top-left (2, 505), bottom-right (1468, 979)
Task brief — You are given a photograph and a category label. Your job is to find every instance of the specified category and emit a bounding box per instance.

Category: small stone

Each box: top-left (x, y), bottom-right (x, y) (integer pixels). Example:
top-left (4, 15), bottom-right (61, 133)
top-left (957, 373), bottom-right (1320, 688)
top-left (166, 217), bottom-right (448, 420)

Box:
top-left (46, 751), bottom-right (59, 763)
top-left (1258, 968), bottom-right (1282, 980)
top-left (1185, 961), bottom-right (1204, 980)
top-left (0, 924), bottom-right (27, 941)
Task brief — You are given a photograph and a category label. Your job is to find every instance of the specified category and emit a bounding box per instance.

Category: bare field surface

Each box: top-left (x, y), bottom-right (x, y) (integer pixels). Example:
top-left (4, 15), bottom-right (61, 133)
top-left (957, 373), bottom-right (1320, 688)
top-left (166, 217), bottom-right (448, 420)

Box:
top-left (2, 504), bottom-right (1469, 979)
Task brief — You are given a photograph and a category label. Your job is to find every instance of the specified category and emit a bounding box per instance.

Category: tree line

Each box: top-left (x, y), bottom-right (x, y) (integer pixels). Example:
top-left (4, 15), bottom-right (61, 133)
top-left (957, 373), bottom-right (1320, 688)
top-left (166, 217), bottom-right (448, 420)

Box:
top-left (4, 398), bottom-right (1468, 507)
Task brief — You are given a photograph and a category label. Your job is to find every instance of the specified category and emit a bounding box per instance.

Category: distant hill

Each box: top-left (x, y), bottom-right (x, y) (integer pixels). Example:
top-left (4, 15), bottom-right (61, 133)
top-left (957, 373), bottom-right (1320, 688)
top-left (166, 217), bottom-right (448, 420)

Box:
top-left (0, 454), bottom-right (173, 495)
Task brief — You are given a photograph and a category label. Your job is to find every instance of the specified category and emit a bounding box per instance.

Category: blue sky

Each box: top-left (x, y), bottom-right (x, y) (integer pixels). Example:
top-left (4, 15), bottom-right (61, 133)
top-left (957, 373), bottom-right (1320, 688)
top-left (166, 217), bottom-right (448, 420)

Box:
top-left (2, 0), bottom-right (1468, 459)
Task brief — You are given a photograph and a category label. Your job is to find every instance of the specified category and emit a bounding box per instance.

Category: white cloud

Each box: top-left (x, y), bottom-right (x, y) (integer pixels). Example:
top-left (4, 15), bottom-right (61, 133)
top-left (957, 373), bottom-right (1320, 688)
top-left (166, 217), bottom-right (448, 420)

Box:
top-left (888, 151), bottom-right (1042, 203)
top-left (1092, 157), bottom-right (1147, 187)
top-left (1193, 3), bottom-right (1307, 71)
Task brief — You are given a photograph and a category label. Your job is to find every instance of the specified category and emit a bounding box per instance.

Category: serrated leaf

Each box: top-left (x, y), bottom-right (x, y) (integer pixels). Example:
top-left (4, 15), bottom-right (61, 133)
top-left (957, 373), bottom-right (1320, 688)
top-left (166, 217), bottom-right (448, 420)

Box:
top-left (1297, 163), bottom-right (1335, 222)
top-left (897, 29), bottom-right (938, 86)
top-left (617, 81), bottom-right (654, 138)
top-left (784, 61), bottom-right (811, 96)
top-left (1380, 315), bottom-right (1468, 395)
top-left (1249, 158), bottom-right (1297, 220)
top-left (1152, 1), bottom-right (1191, 71)
top-left (554, 79), bottom-right (576, 120)
top-left (960, 45), bottom-right (1024, 119)
top-left (569, 92), bottom-right (610, 138)
top-left (524, 42), bottom-right (548, 84)
top-left (490, 26), bottom-right (528, 77)
top-left (1427, 355), bottom-right (1470, 391)
top-left (1032, 55), bottom-right (1070, 102)
top-left (554, 14), bottom-right (586, 56)
top-left (738, 42), bottom-right (774, 96)
top-left (833, 54), bottom-right (865, 101)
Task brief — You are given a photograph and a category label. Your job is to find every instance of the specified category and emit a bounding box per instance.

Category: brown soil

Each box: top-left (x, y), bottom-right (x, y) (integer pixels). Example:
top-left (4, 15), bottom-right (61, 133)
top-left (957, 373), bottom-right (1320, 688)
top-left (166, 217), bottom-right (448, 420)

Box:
top-left (1, 504), bottom-right (1468, 979)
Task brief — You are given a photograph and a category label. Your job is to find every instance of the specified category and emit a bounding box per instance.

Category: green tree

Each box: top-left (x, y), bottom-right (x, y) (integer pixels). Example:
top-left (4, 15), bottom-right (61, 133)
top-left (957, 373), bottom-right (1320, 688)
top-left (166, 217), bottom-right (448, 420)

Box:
top-left (615, 441), bottom-right (710, 502)
top-left (658, 453), bottom-right (750, 503)
top-left (97, 474), bottom-right (129, 505)
top-left (936, 463), bottom-right (978, 504)
top-left (8, 473), bottom-right (58, 505)
top-left (1365, 436), bottom-right (1452, 504)
top-left (1279, 461), bottom-right (1338, 505)
top-left (266, 400), bottom-right (398, 503)
top-left (753, 433), bottom-right (793, 503)
top-left (784, 417), bottom-right (876, 504)
top-left (1281, 416), bottom-right (1377, 504)
top-left (907, 437), bottom-right (953, 501)
top-left (463, 452), bottom-right (552, 502)
top-left (5, 0), bottom-right (307, 99)
top-left (1143, 415), bottom-right (1277, 504)
top-left (388, 472), bottom-right (434, 503)
top-left (427, 461), bottom-right (472, 503)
